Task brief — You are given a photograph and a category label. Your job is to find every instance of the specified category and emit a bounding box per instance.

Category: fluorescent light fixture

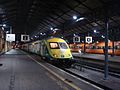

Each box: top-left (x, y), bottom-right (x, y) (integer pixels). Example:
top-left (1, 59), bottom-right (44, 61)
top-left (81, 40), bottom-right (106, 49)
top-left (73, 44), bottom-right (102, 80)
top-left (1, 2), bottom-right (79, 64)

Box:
top-left (73, 15), bottom-right (77, 20)
top-left (61, 36), bottom-right (63, 38)
top-left (73, 34), bottom-right (76, 36)
top-left (50, 27), bottom-right (53, 30)
top-left (96, 41), bottom-right (99, 43)
top-left (76, 17), bottom-right (85, 22)
top-left (54, 28), bottom-right (59, 31)
top-left (101, 35), bottom-right (105, 38)
top-left (2, 27), bottom-right (4, 30)
top-left (3, 24), bottom-right (6, 27)
top-left (94, 30), bottom-right (97, 33)
top-left (6, 31), bottom-right (9, 34)
top-left (40, 32), bottom-right (46, 35)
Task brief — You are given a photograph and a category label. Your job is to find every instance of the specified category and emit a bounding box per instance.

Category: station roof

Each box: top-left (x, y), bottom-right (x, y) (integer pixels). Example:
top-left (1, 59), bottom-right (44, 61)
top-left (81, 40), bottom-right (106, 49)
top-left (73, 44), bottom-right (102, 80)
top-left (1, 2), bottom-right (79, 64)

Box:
top-left (0, 0), bottom-right (120, 42)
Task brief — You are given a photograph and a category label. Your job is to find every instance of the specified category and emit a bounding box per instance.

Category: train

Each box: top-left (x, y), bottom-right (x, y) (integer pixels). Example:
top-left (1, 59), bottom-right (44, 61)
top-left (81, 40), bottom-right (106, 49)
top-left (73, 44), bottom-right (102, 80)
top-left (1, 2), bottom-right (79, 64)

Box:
top-left (69, 41), bottom-right (120, 55)
top-left (22, 37), bottom-right (73, 63)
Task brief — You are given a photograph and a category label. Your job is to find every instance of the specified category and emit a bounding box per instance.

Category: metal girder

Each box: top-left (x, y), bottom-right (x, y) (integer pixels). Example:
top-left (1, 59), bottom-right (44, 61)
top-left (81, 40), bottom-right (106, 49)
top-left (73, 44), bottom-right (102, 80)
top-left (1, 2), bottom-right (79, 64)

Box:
top-left (47, 15), bottom-right (64, 25)
top-left (61, 1), bottom-right (100, 33)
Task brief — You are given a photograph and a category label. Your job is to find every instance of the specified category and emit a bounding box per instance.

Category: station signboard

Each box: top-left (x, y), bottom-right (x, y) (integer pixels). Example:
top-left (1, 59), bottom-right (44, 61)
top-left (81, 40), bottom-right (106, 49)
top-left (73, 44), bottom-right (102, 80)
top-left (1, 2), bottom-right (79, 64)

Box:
top-left (21, 35), bottom-right (30, 42)
top-left (6, 34), bottom-right (15, 42)
top-left (86, 36), bottom-right (92, 43)
top-left (73, 37), bottom-right (80, 42)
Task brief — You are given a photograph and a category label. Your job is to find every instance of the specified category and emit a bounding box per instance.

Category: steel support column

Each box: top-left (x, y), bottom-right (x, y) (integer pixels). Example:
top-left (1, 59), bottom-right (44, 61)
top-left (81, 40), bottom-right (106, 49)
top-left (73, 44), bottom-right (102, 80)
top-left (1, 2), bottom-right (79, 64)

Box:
top-left (112, 29), bottom-right (115, 57)
top-left (84, 35), bottom-right (86, 54)
top-left (104, 9), bottom-right (109, 80)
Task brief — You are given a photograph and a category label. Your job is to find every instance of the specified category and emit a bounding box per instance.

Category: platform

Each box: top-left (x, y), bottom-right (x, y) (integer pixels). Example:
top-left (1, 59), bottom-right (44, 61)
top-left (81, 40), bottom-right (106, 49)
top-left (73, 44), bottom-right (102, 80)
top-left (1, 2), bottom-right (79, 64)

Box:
top-left (72, 52), bottom-right (120, 63)
top-left (0, 49), bottom-right (103, 90)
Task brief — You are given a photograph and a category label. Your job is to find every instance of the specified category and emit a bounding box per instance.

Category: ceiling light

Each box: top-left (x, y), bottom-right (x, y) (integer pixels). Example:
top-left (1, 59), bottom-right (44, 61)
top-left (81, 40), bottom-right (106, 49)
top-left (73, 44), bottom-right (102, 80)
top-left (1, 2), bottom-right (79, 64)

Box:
top-left (101, 35), bottom-right (105, 38)
top-left (50, 27), bottom-right (53, 30)
top-left (54, 28), bottom-right (59, 31)
top-left (96, 41), bottom-right (99, 43)
top-left (73, 15), bottom-right (77, 20)
top-left (3, 24), bottom-right (6, 27)
top-left (76, 17), bottom-right (85, 22)
top-left (94, 30), bottom-right (96, 33)
top-left (2, 27), bottom-right (4, 30)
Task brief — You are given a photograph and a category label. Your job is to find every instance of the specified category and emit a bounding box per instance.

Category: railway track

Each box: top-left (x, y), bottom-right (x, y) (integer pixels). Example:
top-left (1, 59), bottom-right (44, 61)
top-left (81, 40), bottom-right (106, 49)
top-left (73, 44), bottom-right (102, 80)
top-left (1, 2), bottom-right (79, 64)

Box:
top-left (22, 52), bottom-right (119, 90)
top-left (73, 57), bottom-right (120, 78)
top-left (71, 62), bottom-right (120, 78)
top-left (47, 57), bottom-right (120, 90)
top-left (51, 62), bottom-right (112, 90)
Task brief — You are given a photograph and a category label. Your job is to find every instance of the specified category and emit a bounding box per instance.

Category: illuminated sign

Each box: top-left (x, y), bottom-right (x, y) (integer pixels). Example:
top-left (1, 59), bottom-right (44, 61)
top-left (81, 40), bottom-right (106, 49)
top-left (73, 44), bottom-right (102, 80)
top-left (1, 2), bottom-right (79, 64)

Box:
top-left (6, 34), bottom-right (15, 42)
top-left (73, 37), bottom-right (80, 42)
top-left (86, 36), bottom-right (92, 43)
top-left (21, 35), bottom-right (30, 42)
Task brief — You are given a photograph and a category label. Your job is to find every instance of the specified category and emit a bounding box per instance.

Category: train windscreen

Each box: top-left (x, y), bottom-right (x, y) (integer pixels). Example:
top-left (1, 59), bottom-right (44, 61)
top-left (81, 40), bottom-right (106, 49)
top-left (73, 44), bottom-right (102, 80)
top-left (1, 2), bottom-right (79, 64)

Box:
top-left (49, 42), bottom-right (59, 49)
top-left (59, 42), bottom-right (68, 49)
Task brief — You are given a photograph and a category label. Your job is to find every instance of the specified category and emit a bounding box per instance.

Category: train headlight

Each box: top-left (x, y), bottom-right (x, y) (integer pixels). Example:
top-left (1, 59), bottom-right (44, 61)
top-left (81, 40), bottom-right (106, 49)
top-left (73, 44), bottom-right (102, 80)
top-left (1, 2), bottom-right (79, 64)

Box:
top-left (61, 55), bottom-right (64, 57)
top-left (53, 54), bottom-right (57, 57)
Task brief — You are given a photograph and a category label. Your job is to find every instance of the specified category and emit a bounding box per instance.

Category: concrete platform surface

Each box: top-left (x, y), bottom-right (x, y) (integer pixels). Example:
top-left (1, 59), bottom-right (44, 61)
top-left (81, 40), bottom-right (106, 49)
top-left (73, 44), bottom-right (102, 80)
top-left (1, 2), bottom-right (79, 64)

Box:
top-left (72, 53), bottom-right (120, 63)
top-left (0, 49), bottom-right (101, 90)
top-left (0, 49), bottom-right (74, 90)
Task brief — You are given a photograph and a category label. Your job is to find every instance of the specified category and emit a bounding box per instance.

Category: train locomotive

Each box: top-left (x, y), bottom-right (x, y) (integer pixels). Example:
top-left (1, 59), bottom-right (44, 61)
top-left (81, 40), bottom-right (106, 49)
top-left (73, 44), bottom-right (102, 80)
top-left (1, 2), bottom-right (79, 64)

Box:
top-left (22, 37), bottom-right (73, 62)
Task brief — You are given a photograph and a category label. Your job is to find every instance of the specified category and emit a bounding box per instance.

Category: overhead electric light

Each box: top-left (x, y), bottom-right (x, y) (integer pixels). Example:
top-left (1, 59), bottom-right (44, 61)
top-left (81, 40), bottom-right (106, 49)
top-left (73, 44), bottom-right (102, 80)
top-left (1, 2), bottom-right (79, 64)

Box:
top-left (96, 41), bottom-right (99, 43)
top-left (54, 28), bottom-right (59, 31)
top-left (3, 24), bottom-right (6, 27)
top-left (76, 17), bottom-right (85, 22)
top-left (2, 27), bottom-right (4, 30)
top-left (6, 31), bottom-right (9, 34)
top-left (40, 32), bottom-right (46, 35)
top-left (101, 35), bottom-right (105, 38)
top-left (50, 27), bottom-right (53, 30)
top-left (94, 30), bottom-right (97, 33)
top-left (73, 15), bottom-right (77, 20)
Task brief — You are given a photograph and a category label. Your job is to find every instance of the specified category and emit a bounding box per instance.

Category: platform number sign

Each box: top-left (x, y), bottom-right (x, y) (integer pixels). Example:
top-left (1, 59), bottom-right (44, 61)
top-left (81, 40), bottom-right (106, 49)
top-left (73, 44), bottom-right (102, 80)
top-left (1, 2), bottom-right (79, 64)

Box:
top-left (73, 37), bottom-right (80, 42)
top-left (21, 35), bottom-right (30, 42)
top-left (86, 36), bottom-right (92, 43)
top-left (6, 34), bottom-right (15, 42)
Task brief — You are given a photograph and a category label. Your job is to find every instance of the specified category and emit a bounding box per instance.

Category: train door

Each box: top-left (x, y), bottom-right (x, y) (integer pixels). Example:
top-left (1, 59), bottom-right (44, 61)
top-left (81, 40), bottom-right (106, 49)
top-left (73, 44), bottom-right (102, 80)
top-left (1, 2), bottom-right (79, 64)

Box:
top-left (40, 42), bottom-right (45, 56)
top-left (35, 43), bottom-right (39, 54)
top-left (40, 42), bottom-right (49, 57)
top-left (39, 42), bottom-right (41, 55)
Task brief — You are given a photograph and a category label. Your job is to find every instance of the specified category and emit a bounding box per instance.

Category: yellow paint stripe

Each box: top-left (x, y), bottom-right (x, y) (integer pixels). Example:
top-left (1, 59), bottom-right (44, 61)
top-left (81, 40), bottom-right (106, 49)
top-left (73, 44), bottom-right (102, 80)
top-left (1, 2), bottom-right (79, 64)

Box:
top-left (27, 55), bottom-right (81, 90)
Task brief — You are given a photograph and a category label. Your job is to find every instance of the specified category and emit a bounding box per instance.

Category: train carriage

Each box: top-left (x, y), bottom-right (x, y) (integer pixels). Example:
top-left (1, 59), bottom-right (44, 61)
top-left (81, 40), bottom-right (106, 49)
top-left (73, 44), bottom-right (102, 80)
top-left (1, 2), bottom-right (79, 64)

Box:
top-left (68, 41), bottom-right (120, 55)
top-left (22, 37), bottom-right (73, 63)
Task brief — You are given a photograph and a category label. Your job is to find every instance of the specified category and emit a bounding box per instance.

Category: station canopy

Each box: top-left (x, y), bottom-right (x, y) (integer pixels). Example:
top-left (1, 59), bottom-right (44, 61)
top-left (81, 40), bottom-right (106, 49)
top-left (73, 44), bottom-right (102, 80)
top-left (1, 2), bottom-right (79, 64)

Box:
top-left (0, 0), bottom-right (120, 42)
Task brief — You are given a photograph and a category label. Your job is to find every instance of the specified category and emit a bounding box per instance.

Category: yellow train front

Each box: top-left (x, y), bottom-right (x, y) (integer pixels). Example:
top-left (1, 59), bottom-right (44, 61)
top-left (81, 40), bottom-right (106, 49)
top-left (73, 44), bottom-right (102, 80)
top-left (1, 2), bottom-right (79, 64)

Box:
top-left (41, 37), bottom-right (73, 62)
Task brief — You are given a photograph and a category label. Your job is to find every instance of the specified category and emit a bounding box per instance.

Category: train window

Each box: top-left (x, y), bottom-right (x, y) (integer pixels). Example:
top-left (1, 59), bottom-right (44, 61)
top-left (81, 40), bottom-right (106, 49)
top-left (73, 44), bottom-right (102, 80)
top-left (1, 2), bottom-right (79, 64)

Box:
top-left (97, 46), bottom-right (102, 49)
top-left (116, 45), bottom-right (120, 49)
top-left (59, 42), bottom-right (68, 49)
top-left (92, 46), bottom-right (96, 49)
top-left (108, 46), bottom-right (112, 49)
top-left (118, 46), bottom-right (120, 49)
top-left (49, 42), bottom-right (59, 49)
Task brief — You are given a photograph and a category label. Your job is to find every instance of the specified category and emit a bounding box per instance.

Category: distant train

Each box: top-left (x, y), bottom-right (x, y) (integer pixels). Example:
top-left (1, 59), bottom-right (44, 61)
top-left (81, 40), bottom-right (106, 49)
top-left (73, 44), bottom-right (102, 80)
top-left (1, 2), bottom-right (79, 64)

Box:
top-left (22, 37), bottom-right (73, 62)
top-left (69, 41), bottom-right (120, 55)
